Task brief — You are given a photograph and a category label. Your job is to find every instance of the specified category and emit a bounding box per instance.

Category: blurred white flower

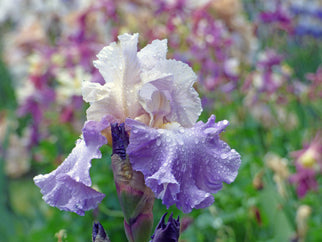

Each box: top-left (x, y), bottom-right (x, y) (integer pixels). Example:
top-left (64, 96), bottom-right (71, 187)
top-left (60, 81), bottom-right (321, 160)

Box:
top-left (56, 66), bottom-right (91, 104)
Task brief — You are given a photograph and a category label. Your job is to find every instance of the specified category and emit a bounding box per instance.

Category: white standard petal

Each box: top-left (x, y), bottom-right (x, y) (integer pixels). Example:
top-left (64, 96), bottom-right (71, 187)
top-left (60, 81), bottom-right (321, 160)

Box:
top-left (138, 39), bottom-right (168, 71)
top-left (138, 76), bottom-right (173, 127)
top-left (91, 33), bottom-right (144, 121)
top-left (82, 81), bottom-right (125, 122)
top-left (157, 59), bottom-right (202, 127)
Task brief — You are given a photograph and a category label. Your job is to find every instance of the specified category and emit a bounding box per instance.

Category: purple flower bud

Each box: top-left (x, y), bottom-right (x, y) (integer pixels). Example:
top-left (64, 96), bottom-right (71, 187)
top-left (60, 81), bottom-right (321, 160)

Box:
top-left (111, 123), bottom-right (129, 160)
top-left (92, 222), bottom-right (110, 242)
top-left (151, 212), bottom-right (180, 242)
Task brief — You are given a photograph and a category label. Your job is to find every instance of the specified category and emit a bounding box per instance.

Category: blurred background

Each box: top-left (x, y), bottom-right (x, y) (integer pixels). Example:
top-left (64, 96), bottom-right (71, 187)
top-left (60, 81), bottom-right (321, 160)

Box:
top-left (0, 0), bottom-right (321, 241)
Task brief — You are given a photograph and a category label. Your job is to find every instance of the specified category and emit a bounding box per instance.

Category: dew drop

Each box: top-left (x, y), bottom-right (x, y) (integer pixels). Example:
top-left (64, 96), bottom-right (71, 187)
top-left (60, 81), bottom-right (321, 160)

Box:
top-left (156, 139), bottom-right (161, 146)
top-left (220, 153), bottom-right (228, 159)
top-left (132, 129), bottom-right (138, 134)
top-left (178, 139), bottom-right (184, 146)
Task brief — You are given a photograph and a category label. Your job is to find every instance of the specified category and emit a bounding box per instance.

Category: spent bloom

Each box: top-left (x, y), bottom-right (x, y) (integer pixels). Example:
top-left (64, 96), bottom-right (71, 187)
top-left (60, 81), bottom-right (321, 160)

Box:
top-left (34, 33), bottom-right (241, 215)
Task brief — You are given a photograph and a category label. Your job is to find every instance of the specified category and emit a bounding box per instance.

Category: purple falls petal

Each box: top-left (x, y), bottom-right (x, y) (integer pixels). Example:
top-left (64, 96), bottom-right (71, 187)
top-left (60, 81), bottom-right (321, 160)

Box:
top-left (33, 117), bottom-right (110, 215)
top-left (126, 115), bottom-right (241, 213)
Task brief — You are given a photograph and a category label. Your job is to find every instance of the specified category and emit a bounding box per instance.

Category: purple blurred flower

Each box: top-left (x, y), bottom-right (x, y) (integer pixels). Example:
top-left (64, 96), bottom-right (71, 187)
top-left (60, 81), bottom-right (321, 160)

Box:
top-left (243, 49), bottom-right (291, 103)
top-left (258, 1), bottom-right (293, 33)
top-left (33, 117), bottom-right (109, 215)
top-left (17, 86), bottom-right (55, 146)
top-left (289, 163), bottom-right (318, 198)
top-left (290, 1), bottom-right (322, 38)
top-left (126, 115), bottom-right (241, 213)
top-left (150, 212), bottom-right (180, 242)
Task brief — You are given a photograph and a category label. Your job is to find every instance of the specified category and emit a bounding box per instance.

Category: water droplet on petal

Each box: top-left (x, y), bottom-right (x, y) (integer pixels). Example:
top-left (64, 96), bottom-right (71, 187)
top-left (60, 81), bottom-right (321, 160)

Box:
top-left (156, 139), bottom-right (161, 146)
top-left (177, 139), bottom-right (184, 146)
top-left (223, 120), bottom-right (229, 125)
top-left (220, 153), bottom-right (228, 159)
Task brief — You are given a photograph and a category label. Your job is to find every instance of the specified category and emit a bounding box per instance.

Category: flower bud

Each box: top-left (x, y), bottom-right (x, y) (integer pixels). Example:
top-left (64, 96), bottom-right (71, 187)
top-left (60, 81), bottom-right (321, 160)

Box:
top-left (151, 212), bottom-right (180, 242)
top-left (92, 222), bottom-right (110, 242)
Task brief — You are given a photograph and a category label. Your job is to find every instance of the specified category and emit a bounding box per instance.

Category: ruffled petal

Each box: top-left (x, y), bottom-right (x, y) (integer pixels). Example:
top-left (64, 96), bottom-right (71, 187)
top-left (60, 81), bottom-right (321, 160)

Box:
top-left (83, 82), bottom-right (125, 122)
top-left (138, 76), bottom-right (173, 127)
top-left (126, 115), bottom-right (241, 213)
top-left (91, 33), bottom-right (143, 121)
top-left (151, 59), bottom-right (202, 127)
top-left (138, 39), bottom-right (168, 71)
top-left (33, 118), bottom-right (109, 215)
top-left (89, 33), bottom-right (202, 129)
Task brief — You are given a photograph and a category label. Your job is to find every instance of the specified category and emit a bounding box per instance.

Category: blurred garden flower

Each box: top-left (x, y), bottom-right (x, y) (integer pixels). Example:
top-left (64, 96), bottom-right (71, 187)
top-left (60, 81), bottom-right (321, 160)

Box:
top-left (55, 229), bottom-right (67, 242)
top-left (188, 7), bottom-right (235, 93)
top-left (289, 162), bottom-right (318, 198)
top-left (7, 1), bottom-right (117, 148)
top-left (0, 114), bottom-right (31, 178)
top-left (265, 153), bottom-right (290, 197)
top-left (56, 66), bottom-right (90, 105)
top-left (210, 0), bottom-right (258, 63)
top-left (34, 33), bottom-right (241, 215)
top-left (252, 49), bottom-right (289, 94)
top-left (242, 49), bottom-right (298, 129)
top-left (252, 170), bottom-right (264, 190)
top-left (289, 132), bottom-right (321, 198)
top-left (258, 1), bottom-right (293, 33)
top-left (4, 132), bottom-right (31, 178)
top-left (295, 205), bottom-right (311, 242)
top-left (290, 0), bottom-right (322, 38)
top-left (292, 132), bottom-right (322, 169)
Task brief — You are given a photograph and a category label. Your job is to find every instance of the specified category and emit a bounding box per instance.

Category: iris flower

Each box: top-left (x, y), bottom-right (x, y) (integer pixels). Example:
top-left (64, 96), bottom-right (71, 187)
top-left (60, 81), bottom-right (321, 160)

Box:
top-left (34, 33), bottom-right (241, 215)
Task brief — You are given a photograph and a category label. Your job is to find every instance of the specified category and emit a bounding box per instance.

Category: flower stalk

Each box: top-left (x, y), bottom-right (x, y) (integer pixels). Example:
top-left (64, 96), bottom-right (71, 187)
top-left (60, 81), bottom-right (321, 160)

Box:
top-left (111, 123), bottom-right (154, 242)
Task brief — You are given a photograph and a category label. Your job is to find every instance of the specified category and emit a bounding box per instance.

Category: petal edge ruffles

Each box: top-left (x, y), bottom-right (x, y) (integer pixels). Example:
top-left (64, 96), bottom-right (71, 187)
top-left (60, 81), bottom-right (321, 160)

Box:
top-left (126, 115), bottom-right (241, 213)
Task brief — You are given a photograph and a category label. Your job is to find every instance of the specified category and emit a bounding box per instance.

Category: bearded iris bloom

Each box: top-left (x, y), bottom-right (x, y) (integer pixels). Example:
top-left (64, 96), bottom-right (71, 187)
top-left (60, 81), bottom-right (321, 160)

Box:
top-left (34, 33), bottom-right (241, 215)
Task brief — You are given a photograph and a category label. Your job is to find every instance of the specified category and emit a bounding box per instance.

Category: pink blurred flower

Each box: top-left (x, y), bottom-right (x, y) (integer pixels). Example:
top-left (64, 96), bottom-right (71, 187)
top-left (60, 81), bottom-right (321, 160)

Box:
top-left (289, 132), bottom-right (322, 198)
